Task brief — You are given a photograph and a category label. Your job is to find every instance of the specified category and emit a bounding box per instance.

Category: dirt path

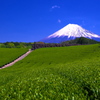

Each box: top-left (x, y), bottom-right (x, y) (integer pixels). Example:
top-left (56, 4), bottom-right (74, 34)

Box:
top-left (0, 49), bottom-right (33, 69)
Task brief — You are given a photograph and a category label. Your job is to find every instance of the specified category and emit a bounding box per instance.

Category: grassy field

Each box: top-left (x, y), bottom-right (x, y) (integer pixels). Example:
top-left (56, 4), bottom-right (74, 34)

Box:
top-left (0, 44), bottom-right (100, 99)
top-left (0, 48), bottom-right (28, 67)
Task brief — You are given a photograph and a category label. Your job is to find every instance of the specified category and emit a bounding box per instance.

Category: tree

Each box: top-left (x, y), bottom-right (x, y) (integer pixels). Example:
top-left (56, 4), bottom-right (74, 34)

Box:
top-left (0, 44), bottom-right (6, 48)
top-left (7, 43), bottom-right (15, 48)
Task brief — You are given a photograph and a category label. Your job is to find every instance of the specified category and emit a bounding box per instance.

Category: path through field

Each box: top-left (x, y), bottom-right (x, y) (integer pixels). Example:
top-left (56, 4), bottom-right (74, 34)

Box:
top-left (0, 49), bottom-right (32, 69)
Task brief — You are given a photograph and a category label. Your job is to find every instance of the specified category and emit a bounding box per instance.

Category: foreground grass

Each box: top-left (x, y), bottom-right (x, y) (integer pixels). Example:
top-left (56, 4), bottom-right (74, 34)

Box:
top-left (0, 44), bottom-right (100, 99)
top-left (0, 48), bottom-right (28, 67)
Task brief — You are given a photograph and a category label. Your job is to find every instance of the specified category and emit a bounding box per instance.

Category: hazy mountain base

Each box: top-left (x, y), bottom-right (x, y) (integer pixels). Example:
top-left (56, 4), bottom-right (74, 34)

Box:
top-left (40, 36), bottom-right (75, 43)
top-left (40, 36), bottom-right (100, 43)
top-left (0, 44), bottom-right (100, 99)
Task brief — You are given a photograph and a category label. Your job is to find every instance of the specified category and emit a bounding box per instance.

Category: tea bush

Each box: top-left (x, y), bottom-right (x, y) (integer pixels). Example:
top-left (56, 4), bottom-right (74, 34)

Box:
top-left (0, 44), bottom-right (100, 99)
top-left (0, 48), bottom-right (28, 67)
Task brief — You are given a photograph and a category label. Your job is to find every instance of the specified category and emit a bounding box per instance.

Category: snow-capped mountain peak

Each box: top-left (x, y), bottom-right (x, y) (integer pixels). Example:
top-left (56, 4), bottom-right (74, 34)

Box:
top-left (40, 24), bottom-right (100, 43)
top-left (47, 24), bottom-right (100, 39)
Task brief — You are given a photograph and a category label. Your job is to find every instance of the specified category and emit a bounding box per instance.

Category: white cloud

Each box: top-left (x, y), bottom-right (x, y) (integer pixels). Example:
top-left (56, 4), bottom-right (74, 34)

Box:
top-left (93, 25), bottom-right (95, 28)
top-left (58, 19), bottom-right (61, 23)
top-left (51, 5), bottom-right (60, 9)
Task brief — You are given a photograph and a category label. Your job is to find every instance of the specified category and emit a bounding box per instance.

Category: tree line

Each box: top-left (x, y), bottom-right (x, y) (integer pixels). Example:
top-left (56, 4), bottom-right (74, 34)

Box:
top-left (0, 37), bottom-right (99, 49)
top-left (0, 42), bottom-right (33, 48)
top-left (32, 37), bottom-right (99, 50)
top-left (32, 42), bottom-right (78, 50)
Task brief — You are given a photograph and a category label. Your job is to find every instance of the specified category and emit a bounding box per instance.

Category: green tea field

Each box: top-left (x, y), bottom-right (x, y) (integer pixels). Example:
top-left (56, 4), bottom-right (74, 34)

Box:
top-left (0, 48), bottom-right (28, 67)
top-left (0, 44), bottom-right (100, 99)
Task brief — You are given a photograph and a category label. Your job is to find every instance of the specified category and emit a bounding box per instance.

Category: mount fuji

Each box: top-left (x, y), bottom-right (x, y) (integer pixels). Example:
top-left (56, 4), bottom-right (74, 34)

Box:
top-left (40, 24), bottom-right (100, 43)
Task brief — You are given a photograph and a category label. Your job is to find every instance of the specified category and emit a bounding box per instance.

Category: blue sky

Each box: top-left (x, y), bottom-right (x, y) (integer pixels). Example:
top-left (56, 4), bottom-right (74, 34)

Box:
top-left (0, 0), bottom-right (100, 42)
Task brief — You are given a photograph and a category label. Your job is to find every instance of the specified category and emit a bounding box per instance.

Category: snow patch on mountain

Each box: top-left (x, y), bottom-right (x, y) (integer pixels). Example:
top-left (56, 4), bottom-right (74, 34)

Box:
top-left (47, 24), bottom-right (100, 39)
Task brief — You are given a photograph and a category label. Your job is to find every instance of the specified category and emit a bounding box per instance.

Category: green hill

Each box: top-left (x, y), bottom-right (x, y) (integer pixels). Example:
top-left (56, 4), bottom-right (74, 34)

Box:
top-left (0, 44), bottom-right (100, 99)
top-left (61, 37), bottom-right (99, 45)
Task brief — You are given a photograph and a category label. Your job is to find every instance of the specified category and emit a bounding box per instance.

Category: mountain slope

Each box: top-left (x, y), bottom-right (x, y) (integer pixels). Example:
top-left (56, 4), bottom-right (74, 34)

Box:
top-left (40, 24), bottom-right (100, 43)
